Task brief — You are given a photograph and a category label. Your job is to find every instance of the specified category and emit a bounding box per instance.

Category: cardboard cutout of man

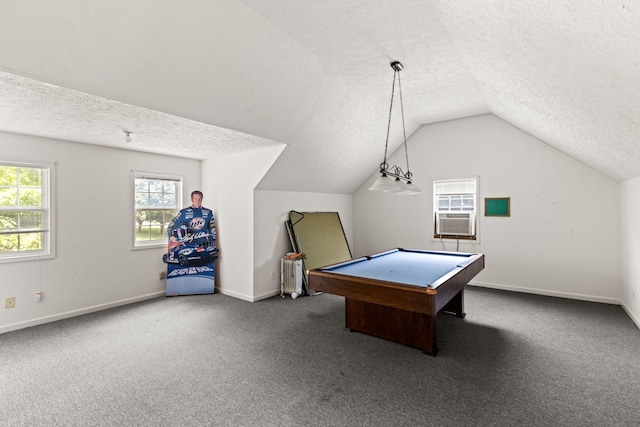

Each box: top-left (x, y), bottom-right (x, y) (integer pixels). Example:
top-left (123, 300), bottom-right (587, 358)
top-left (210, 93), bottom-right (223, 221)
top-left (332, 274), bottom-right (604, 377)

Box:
top-left (168, 190), bottom-right (216, 246)
top-left (164, 190), bottom-right (218, 267)
top-left (164, 190), bottom-right (218, 296)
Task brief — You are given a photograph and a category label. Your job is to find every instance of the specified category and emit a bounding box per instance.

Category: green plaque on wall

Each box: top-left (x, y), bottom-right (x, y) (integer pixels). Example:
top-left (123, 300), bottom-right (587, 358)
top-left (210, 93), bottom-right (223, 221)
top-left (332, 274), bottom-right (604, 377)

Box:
top-left (485, 197), bottom-right (510, 217)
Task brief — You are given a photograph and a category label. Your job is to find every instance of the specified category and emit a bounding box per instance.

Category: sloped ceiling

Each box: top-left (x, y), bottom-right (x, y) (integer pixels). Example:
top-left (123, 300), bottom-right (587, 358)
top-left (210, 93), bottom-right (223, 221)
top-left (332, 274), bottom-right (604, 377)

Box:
top-left (0, 1), bottom-right (638, 194)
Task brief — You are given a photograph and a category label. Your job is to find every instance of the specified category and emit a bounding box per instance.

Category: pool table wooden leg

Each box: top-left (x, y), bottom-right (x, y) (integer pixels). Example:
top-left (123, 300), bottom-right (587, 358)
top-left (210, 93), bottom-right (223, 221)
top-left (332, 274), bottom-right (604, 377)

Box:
top-left (422, 346), bottom-right (439, 356)
top-left (440, 289), bottom-right (466, 318)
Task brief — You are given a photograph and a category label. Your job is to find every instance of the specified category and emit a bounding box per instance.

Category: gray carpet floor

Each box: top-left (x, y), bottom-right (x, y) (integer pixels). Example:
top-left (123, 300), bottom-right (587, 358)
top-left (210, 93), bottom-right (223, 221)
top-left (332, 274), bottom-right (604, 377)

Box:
top-left (1, 287), bottom-right (639, 426)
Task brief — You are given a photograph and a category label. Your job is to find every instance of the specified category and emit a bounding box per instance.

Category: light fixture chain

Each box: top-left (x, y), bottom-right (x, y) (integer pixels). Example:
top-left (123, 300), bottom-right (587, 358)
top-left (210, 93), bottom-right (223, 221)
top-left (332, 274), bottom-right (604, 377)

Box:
top-left (369, 60), bottom-right (421, 195)
top-left (397, 70), bottom-right (410, 177)
top-left (382, 70), bottom-right (398, 168)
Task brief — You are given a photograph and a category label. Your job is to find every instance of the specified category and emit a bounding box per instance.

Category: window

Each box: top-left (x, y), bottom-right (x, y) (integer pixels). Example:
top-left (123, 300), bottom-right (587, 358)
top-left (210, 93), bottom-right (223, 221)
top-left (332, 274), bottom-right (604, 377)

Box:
top-left (433, 177), bottom-right (478, 240)
top-left (0, 161), bottom-right (54, 262)
top-left (133, 172), bottom-right (182, 248)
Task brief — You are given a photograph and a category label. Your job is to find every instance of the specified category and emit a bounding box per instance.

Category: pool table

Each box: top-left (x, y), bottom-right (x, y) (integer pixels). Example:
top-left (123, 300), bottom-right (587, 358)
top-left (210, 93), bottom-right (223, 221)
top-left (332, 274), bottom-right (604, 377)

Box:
top-left (308, 248), bottom-right (485, 356)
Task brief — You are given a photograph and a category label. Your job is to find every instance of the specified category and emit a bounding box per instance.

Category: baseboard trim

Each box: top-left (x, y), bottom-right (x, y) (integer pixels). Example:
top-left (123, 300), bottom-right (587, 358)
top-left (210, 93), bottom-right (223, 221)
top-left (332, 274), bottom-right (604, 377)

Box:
top-left (0, 291), bottom-right (166, 335)
top-left (4, 283), bottom-right (634, 334)
top-left (621, 303), bottom-right (640, 329)
top-left (251, 289), bottom-right (280, 302)
top-left (469, 281), bottom-right (622, 305)
top-left (215, 287), bottom-right (254, 302)
top-left (216, 287), bottom-right (280, 302)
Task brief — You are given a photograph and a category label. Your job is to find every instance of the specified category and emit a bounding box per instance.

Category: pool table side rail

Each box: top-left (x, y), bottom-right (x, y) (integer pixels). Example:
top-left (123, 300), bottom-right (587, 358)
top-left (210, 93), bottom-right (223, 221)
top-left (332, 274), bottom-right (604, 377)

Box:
top-left (432, 253), bottom-right (485, 313)
top-left (308, 253), bottom-right (485, 315)
top-left (308, 270), bottom-right (438, 314)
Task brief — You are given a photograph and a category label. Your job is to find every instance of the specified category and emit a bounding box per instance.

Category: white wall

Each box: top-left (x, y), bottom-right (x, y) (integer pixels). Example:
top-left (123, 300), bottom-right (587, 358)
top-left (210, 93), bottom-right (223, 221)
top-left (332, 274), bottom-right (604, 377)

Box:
top-left (203, 146), bottom-right (353, 302)
top-left (202, 145), bottom-right (284, 301)
top-left (0, 132), bottom-right (201, 333)
top-left (2, 114), bottom-right (630, 333)
top-left (620, 178), bottom-right (640, 327)
top-left (354, 114), bottom-right (622, 303)
top-left (253, 190), bottom-right (353, 300)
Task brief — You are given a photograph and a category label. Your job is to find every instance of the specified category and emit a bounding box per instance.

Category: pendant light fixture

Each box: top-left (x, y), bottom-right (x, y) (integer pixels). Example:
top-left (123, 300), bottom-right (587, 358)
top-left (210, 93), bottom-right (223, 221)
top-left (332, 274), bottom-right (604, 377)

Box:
top-left (369, 61), bottom-right (421, 195)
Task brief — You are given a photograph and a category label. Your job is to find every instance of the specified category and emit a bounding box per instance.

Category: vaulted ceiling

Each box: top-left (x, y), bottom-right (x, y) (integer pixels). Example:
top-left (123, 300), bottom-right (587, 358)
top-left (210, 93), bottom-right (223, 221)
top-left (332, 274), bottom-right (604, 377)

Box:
top-left (1, 1), bottom-right (638, 194)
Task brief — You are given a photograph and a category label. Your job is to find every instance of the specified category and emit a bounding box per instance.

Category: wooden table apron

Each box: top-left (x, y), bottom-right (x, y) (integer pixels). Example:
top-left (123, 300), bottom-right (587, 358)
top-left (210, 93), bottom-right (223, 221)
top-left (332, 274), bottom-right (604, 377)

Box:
top-left (308, 251), bottom-right (485, 355)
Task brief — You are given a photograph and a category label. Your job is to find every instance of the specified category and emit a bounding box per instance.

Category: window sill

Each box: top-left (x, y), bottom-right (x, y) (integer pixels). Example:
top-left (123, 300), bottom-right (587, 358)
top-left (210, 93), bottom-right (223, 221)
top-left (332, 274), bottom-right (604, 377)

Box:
top-left (433, 234), bottom-right (477, 241)
top-left (0, 252), bottom-right (55, 264)
top-left (132, 241), bottom-right (167, 251)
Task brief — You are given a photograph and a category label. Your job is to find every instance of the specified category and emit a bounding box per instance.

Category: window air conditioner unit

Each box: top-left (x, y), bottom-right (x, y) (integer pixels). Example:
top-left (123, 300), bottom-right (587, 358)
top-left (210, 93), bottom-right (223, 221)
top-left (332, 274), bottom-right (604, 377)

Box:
top-left (436, 212), bottom-right (475, 236)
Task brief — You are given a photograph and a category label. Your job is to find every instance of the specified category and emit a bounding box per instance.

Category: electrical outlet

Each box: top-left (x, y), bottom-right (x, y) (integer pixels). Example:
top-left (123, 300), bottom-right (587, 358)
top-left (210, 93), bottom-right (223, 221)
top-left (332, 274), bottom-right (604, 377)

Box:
top-left (5, 297), bottom-right (15, 308)
top-left (271, 272), bottom-right (276, 280)
top-left (159, 271), bottom-right (167, 280)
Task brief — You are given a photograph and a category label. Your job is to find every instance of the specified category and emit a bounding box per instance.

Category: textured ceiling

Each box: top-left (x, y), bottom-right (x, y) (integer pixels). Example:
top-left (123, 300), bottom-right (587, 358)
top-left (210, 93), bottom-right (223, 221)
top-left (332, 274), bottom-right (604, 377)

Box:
top-left (0, 72), bottom-right (282, 158)
top-left (0, 1), bottom-right (638, 193)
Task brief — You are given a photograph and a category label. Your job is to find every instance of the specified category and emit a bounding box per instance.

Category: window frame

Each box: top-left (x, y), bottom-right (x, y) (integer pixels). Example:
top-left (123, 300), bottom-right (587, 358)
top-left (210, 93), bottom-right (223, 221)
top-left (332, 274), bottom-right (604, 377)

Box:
top-left (432, 176), bottom-right (479, 241)
top-left (131, 170), bottom-right (183, 250)
top-left (0, 160), bottom-right (56, 263)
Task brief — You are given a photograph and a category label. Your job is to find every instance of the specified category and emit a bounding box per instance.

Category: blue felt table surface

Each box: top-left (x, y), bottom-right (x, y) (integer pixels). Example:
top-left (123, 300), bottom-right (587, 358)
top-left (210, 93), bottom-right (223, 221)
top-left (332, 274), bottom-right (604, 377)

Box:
top-left (320, 249), bottom-right (475, 288)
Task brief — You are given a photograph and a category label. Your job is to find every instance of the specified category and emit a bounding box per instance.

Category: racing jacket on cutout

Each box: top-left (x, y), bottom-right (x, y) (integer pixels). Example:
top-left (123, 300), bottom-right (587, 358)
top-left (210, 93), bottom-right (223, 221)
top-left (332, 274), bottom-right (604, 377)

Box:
top-left (167, 206), bottom-right (216, 246)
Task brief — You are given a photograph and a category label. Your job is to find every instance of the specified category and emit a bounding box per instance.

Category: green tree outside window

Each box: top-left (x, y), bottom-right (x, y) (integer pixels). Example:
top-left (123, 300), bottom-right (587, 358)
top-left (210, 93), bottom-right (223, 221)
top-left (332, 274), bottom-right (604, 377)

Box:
top-left (0, 164), bottom-right (48, 255)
